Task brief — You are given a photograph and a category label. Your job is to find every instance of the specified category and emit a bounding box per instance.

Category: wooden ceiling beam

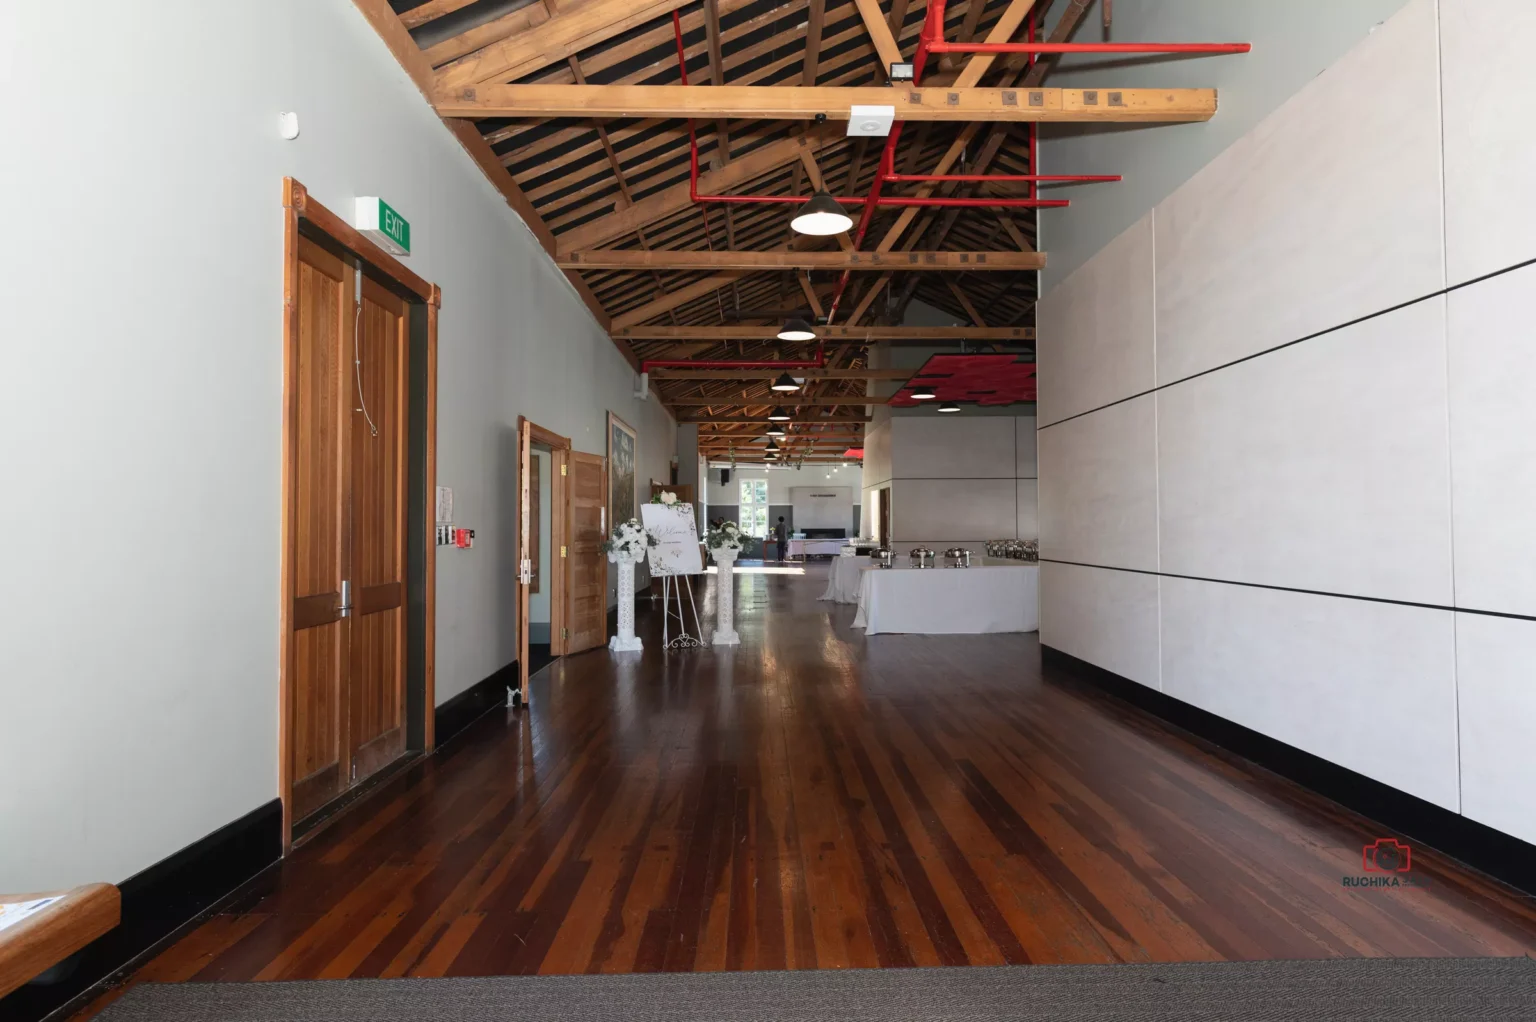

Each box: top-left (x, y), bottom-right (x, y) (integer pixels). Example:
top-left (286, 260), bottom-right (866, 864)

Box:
top-left (435, 0), bottom-right (692, 89)
top-left (679, 414), bottom-right (872, 424)
top-left (438, 85), bottom-right (1219, 123)
top-left (654, 368), bottom-right (914, 380)
top-left (852, 0), bottom-right (905, 77)
top-left (667, 396), bottom-right (886, 406)
top-left (555, 131), bottom-right (835, 255)
top-left (619, 325), bottom-right (1035, 340)
top-left (400, 0), bottom-right (482, 30)
top-left (561, 250), bottom-right (1045, 271)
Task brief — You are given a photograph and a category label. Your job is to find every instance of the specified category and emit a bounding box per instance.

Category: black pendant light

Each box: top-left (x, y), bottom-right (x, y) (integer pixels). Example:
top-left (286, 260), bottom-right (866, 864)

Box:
top-left (790, 191), bottom-right (853, 236)
top-left (771, 372), bottom-right (801, 392)
top-left (765, 438), bottom-right (782, 454)
top-left (767, 406), bottom-right (792, 421)
top-left (777, 318), bottom-right (817, 341)
top-left (910, 386), bottom-right (937, 400)
top-left (765, 422), bottom-right (787, 437)
top-left (937, 401), bottom-right (961, 413)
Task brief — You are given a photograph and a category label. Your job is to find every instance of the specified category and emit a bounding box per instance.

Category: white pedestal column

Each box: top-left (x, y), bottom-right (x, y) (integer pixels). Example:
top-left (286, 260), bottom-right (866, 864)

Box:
top-left (712, 547), bottom-right (740, 646)
top-left (608, 557), bottom-right (644, 652)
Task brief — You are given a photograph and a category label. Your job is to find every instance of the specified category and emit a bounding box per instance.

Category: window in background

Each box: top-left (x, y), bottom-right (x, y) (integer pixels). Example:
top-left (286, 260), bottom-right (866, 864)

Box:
top-left (739, 477), bottom-right (769, 538)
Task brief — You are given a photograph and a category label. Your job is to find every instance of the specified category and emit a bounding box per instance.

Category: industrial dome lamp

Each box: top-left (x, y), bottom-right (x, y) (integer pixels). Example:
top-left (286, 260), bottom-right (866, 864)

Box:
top-left (776, 318), bottom-right (817, 341)
top-left (790, 191), bottom-right (853, 236)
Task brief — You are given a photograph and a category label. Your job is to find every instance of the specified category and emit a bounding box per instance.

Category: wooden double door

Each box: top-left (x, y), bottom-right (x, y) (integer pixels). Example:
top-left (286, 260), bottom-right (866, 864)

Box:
top-left (287, 235), bottom-right (411, 823)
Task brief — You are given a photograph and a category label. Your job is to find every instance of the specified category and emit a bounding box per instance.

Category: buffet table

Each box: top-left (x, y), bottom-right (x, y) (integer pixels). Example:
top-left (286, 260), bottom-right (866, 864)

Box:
top-left (787, 538), bottom-right (846, 559)
top-left (851, 564), bottom-right (1039, 635)
top-left (819, 555), bottom-right (871, 604)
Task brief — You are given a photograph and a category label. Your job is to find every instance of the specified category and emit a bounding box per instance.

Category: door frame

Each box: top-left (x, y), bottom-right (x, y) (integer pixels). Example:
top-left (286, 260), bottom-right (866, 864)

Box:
top-left (279, 178), bottom-right (440, 849)
top-left (516, 416), bottom-right (570, 707)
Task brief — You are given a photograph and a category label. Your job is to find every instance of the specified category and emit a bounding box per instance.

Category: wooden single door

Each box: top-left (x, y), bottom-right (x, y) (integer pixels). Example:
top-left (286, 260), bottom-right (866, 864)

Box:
top-left (287, 244), bottom-right (410, 823)
top-left (566, 451), bottom-right (608, 653)
top-left (347, 276), bottom-right (409, 781)
top-left (289, 236), bottom-right (354, 820)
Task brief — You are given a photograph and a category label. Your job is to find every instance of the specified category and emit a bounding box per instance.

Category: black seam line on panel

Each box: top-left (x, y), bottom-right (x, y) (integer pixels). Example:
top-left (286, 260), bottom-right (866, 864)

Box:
top-left (1037, 253), bottom-right (1536, 432)
top-left (1039, 558), bottom-right (1536, 624)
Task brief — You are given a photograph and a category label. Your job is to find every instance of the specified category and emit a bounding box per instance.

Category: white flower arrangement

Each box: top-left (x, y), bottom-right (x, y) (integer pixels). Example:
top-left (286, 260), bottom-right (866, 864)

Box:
top-left (651, 491), bottom-right (680, 506)
top-left (705, 520), bottom-right (745, 554)
top-left (602, 518), bottom-right (657, 563)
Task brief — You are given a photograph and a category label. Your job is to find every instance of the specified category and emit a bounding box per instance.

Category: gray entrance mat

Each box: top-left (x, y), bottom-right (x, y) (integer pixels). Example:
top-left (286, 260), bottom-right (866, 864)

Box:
top-left (97, 957), bottom-right (1536, 1021)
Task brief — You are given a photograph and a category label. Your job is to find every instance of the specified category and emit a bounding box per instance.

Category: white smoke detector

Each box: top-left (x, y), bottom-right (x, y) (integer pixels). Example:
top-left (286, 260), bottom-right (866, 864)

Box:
top-left (847, 105), bottom-right (895, 137)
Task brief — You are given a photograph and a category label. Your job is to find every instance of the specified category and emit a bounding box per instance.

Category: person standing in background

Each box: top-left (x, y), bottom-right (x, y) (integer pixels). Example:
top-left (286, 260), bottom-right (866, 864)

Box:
top-left (772, 515), bottom-right (789, 563)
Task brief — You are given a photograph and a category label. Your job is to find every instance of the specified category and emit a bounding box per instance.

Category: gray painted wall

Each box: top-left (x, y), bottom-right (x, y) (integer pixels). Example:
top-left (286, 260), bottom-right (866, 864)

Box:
top-left (2, 0), bottom-right (674, 891)
top-left (1038, 0), bottom-right (1409, 289)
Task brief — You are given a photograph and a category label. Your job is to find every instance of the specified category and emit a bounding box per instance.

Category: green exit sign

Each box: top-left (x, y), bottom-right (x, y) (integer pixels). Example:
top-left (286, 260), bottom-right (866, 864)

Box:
top-left (355, 197), bottom-right (411, 256)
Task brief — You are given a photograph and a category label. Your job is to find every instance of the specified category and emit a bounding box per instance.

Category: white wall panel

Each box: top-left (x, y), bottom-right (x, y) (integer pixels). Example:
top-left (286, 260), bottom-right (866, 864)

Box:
top-left (1037, 396), bottom-right (1159, 571)
top-left (1041, 563), bottom-right (1160, 689)
top-left (1037, 213), bottom-right (1156, 424)
top-left (891, 416), bottom-right (1015, 479)
top-left (1441, 0), bottom-right (1536, 284)
top-left (1158, 298), bottom-right (1453, 605)
top-left (1016, 479), bottom-right (1038, 540)
top-left (1455, 613), bottom-right (1536, 845)
top-left (1016, 416), bottom-right (1038, 479)
top-left (1160, 578), bottom-right (1459, 810)
top-left (1153, 0), bottom-right (1443, 382)
top-left (1448, 262), bottom-right (1536, 616)
top-left (861, 420), bottom-right (893, 489)
top-left (891, 478), bottom-right (1017, 542)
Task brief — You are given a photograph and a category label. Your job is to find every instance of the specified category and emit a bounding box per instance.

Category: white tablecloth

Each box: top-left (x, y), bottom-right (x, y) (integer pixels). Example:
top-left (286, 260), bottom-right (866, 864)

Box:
top-left (819, 555), bottom-right (871, 603)
top-left (787, 538), bottom-right (846, 559)
top-left (851, 564), bottom-right (1039, 635)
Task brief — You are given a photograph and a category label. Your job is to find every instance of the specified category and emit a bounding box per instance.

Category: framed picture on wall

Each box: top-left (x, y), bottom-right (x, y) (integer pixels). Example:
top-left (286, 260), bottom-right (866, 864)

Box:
top-left (607, 412), bottom-right (643, 589)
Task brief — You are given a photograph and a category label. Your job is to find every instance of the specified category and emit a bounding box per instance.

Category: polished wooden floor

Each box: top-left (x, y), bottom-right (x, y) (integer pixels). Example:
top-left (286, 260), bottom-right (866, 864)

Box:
top-left (81, 563), bottom-right (1536, 1013)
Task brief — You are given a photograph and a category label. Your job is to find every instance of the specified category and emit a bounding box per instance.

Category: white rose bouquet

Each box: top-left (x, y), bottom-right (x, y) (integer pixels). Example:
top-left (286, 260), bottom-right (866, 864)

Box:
top-left (651, 491), bottom-right (680, 506)
top-left (705, 520), bottom-right (744, 555)
top-left (601, 519), bottom-right (657, 563)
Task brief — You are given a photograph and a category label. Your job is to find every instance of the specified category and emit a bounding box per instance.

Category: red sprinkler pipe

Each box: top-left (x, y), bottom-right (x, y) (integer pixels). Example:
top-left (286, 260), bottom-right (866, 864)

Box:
top-left (925, 41), bottom-right (1251, 54)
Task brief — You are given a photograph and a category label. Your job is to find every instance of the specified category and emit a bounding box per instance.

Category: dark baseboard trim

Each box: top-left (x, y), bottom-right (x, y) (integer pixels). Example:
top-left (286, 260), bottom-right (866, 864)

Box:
top-left (2, 799), bottom-right (283, 1022)
top-left (433, 660), bottom-right (513, 750)
top-left (1041, 645), bottom-right (1536, 897)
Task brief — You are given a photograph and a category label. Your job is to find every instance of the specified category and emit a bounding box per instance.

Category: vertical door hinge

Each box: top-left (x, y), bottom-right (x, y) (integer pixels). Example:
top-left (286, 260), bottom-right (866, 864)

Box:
top-left (561, 464), bottom-right (567, 476)
top-left (351, 759), bottom-right (358, 781)
top-left (560, 545), bottom-right (567, 558)
top-left (340, 580), bottom-right (353, 618)
top-left (519, 558), bottom-right (532, 584)
top-left (562, 628), bottom-right (569, 639)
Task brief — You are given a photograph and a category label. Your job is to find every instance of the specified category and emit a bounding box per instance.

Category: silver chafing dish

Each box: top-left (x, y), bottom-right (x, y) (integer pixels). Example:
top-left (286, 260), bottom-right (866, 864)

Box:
top-left (943, 547), bottom-right (972, 568)
top-left (875, 548), bottom-right (894, 569)
top-left (909, 546), bottom-right (936, 569)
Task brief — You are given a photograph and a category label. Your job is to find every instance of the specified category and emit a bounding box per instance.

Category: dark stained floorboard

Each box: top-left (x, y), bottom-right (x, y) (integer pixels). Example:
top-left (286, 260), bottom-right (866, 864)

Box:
top-left (75, 563), bottom-right (1536, 1016)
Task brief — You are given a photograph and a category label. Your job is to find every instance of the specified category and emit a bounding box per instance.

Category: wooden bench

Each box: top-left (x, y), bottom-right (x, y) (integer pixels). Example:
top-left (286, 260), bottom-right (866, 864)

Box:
top-left (0, 885), bottom-right (120, 998)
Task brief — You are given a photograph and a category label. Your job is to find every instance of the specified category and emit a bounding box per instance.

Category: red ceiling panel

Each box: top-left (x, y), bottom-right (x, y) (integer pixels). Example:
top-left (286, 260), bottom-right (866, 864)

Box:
top-left (889, 354), bottom-right (1037, 407)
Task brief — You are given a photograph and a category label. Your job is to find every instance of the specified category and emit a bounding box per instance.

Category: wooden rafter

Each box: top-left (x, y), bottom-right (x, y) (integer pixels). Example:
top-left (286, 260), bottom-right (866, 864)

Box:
top-left (561, 250), bottom-right (1044, 270)
top-left (437, 85), bottom-right (1219, 123)
top-left (618, 325), bottom-right (1036, 340)
top-left (435, 0), bottom-right (693, 89)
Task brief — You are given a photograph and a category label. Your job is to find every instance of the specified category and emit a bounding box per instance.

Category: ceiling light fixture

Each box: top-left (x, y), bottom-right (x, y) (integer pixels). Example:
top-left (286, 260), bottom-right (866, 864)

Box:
top-left (771, 372), bottom-right (801, 392)
top-left (765, 438), bottom-right (781, 453)
top-left (765, 422), bottom-right (787, 436)
top-left (910, 386), bottom-right (937, 400)
top-left (790, 191), bottom-right (854, 236)
top-left (937, 401), bottom-right (962, 414)
top-left (767, 406), bottom-right (791, 421)
top-left (777, 318), bottom-right (817, 341)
